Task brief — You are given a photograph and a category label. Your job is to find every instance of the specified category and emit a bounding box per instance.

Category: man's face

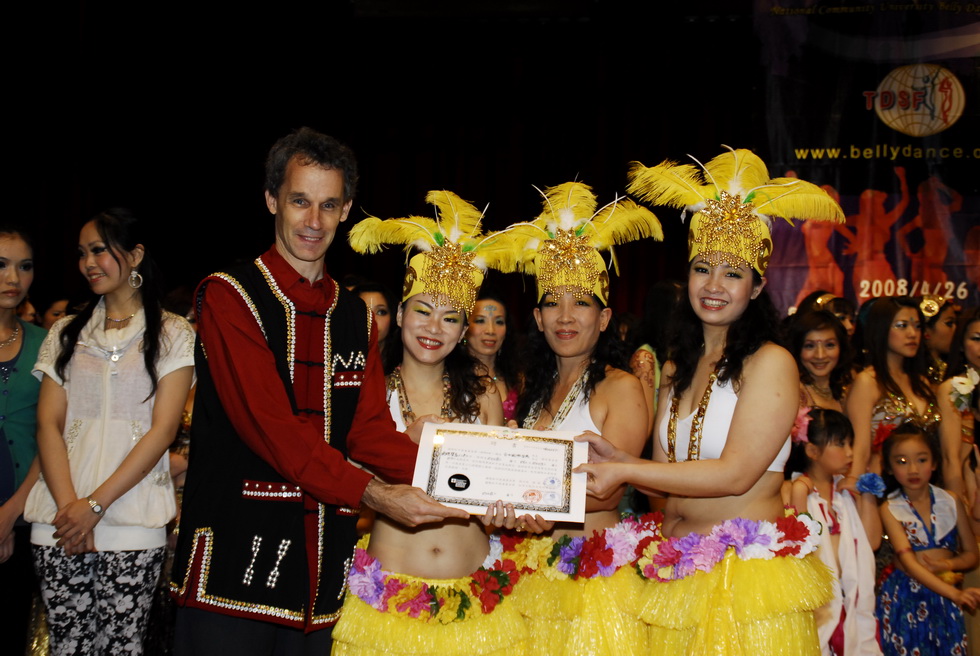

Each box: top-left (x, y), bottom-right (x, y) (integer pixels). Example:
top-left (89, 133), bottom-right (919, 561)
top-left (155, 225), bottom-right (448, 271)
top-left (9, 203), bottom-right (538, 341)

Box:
top-left (265, 156), bottom-right (352, 277)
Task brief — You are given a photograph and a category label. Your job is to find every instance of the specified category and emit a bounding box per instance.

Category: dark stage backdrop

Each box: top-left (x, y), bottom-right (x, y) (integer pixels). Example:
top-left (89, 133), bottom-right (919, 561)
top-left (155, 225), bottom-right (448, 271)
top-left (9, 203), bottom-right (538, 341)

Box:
top-left (13, 2), bottom-right (978, 331)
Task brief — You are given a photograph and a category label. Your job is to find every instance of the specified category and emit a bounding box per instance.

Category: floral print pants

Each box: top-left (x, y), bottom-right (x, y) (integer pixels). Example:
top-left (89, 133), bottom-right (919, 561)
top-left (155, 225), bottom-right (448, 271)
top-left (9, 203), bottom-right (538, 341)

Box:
top-left (33, 545), bottom-right (165, 656)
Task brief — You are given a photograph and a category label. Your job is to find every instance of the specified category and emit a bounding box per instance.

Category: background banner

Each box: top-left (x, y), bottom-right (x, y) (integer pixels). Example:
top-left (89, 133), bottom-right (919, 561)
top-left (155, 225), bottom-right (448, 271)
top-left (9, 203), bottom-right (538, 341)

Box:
top-left (754, 1), bottom-right (979, 314)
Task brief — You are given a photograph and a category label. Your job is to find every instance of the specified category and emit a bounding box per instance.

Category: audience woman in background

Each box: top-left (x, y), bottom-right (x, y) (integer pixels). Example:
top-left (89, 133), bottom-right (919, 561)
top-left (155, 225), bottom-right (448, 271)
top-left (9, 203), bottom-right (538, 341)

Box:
top-left (465, 288), bottom-right (521, 422)
top-left (844, 296), bottom-right (939, 487)
top-left (786, 310), bottom-right (853, 413)
top-left (938, 306), bottom-right (980, 501)
top-left (0, 224), bottom-right (46, 655)
top-left (26, 208), bottom-right (195, 655)
top-left (919, 294), bottom-right (957, 386)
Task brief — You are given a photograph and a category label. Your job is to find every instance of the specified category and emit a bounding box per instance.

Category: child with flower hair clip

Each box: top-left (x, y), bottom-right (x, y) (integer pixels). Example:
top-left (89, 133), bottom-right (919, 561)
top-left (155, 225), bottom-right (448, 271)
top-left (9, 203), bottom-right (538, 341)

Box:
top-left (787, 408), bottom-right (882, 656)
top-left (878, 422), bottom-right (980, 655)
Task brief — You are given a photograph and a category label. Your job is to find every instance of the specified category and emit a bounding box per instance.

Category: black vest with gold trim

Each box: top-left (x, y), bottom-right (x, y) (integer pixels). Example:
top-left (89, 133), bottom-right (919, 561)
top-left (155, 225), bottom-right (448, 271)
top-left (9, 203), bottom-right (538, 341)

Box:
top-left (171, 258), bottom-right (367, 631)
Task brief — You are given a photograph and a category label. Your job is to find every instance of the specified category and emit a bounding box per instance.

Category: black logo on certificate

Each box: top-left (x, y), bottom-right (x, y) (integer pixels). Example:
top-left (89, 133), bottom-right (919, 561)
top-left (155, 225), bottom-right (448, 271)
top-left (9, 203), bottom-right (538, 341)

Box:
top-left (448, 474), bottom-right (470, 491)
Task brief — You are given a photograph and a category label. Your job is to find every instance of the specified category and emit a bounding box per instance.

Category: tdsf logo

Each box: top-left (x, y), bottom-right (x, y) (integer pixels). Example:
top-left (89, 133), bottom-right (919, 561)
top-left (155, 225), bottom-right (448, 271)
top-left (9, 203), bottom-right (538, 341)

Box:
top-left (863, 63), bottom-right (965, 137)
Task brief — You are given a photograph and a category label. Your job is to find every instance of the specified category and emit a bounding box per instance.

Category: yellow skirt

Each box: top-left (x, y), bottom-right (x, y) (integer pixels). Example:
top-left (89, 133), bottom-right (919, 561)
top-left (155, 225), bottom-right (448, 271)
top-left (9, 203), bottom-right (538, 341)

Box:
top-left (510, 566), bottom-right (649, 656)
top-left (331, 557), bottom-right (528, 656)
top-left (640, 550), bottom-right (833, 656)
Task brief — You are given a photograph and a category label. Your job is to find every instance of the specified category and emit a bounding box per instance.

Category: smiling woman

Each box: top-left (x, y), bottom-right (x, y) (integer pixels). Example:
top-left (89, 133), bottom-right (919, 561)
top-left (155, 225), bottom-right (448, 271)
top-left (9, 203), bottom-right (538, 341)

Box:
top-left (785, 310), bottom-right (854, 412)
top-left (337, 190), bottom-right (534, 656)
top-left (465, 291), bottom-right (520, 421)
top-left (500, 181), bottom-right (662, 656)
top-left (25, 209), bottom-right (194, 655)
top-left (573, 148), bottom-right (845, 656)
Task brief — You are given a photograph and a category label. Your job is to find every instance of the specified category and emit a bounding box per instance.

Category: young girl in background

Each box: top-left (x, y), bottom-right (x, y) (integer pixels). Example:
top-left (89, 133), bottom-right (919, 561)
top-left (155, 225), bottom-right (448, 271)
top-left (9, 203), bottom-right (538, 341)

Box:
top-left (878, 423), bottom-right (980, 655)
top-left (787, 409), bottom-right (881, 656)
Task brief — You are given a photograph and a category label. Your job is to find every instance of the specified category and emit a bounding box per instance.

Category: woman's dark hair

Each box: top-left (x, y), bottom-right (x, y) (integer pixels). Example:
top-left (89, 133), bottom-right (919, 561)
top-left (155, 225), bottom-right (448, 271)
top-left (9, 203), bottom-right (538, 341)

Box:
top-left (634, 280), bottom-right (684, 359)
top-left (613, 311), bottom-right (641, 352)
top-left (468, 288), bottom-right (521, 390)
top-left (881, 421), bottom-right (942, 493)
top-left (797, 290), bottom-right (856, 321)
top-left (516, 295), bottom-right (629, 425)
top-left (852, 296), bottom-right (884, 367)
top-left (389, 299), bottom-right (489, 420)
top-left (163, 286), bottom-right (194, 319)
top-left (667, 269), bottom-right (779, 396)
top-left (55, 208), bottom-right (166, 398)
top-left (0, 221), bottom-right (35, 255)
top-left (783, 310), bottom-right (854, 399)
top-left (945, 307), bottom-right (980, 415)
top-left (946, 306), bottom-right (980, 379)
top-left (860, 296), bottom-right (936, 407)
top-left (785, 408), bottom-right (854, 476)
top-left (354, 281), bottom-right (399, 372)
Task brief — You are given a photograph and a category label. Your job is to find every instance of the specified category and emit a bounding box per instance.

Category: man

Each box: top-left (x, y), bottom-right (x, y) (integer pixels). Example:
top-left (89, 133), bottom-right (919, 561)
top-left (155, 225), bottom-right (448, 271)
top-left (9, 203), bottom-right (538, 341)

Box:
top-left (171, 127), bottom-right (466, 654)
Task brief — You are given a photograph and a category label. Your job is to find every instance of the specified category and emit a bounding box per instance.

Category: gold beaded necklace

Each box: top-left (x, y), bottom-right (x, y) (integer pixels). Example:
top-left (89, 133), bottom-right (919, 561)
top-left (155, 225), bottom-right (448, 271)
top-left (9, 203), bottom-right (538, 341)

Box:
top-left (666, 370), bottom-right (718, 463)
top-left (387, 367), bottom-right (452, 424)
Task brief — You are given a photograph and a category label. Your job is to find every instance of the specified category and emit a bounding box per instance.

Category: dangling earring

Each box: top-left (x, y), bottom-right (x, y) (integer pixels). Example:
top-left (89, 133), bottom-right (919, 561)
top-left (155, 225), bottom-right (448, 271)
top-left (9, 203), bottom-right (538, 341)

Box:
top-left (129, 269), bottom-right (144, 289)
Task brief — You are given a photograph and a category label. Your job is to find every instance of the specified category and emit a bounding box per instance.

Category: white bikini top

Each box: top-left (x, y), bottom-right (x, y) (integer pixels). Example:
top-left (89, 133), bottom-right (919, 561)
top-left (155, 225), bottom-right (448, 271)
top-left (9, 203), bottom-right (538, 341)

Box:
top-left (386, 391), bottom-right (480, 432)
top-left (549, 386), bottom-right (601, 434)
top-left (658, 377), bottom-right (791, 473)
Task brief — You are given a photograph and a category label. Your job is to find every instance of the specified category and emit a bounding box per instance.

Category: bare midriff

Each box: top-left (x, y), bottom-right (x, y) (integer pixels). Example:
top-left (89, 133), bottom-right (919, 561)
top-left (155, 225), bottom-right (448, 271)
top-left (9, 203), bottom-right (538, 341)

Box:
top-left (368, 515), bottom-right (490, 580)
top-left (661, 471), bottom-right (786, 538)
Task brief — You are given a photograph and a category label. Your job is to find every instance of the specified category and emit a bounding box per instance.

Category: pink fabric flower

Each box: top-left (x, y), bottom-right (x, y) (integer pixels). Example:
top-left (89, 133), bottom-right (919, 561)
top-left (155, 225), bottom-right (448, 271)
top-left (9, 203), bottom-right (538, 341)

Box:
top-left (792, 405), bottom-right (812, 443)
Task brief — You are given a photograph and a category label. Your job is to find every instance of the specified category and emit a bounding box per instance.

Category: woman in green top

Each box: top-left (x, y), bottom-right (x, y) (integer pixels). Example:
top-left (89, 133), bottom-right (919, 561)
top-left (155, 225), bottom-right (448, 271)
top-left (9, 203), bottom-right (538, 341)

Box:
top-left (0, 222), bottom-right (45, 655)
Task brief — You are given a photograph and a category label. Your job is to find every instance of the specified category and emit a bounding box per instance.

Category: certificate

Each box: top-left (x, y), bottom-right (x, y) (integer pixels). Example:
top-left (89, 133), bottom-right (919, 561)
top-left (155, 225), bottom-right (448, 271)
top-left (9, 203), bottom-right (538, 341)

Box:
top-left (412, 422), bottom-right (587, 523)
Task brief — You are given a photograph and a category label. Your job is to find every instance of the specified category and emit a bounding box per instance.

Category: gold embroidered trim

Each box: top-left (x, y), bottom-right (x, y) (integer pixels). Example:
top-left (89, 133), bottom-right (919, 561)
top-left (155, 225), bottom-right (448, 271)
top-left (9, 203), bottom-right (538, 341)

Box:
top-left (322, 283), bottom-right (340, 445)
top-left (169, 528), bottom-right (304, 622)
top-left (256, 257), bottom-right (296, 383)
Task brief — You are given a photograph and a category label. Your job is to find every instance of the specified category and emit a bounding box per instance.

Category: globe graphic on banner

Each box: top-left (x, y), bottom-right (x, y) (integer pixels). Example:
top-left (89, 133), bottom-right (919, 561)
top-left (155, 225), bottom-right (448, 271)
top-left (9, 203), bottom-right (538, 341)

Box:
top-left (874, 64), bottom-right (965, 137)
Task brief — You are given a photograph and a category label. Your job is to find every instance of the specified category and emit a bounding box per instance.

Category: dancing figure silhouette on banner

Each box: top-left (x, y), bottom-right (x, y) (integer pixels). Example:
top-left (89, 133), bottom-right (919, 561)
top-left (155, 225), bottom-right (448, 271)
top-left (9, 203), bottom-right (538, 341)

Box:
top-left (844, 166), bottom-right (909, 299)
top-left (897, 176), bottom-right (962, 290)
top-left (794, 183), bottom-right (854, 307)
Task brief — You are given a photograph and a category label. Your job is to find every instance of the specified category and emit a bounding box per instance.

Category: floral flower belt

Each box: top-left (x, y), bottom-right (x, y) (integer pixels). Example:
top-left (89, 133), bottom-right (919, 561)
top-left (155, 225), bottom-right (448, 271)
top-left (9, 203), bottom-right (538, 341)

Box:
top-left (636, 513), bottom-right (822, 583)
top-left (346, 534), bottom-right (522, 624)
top-left (501, 513), bottom-right (660, 581)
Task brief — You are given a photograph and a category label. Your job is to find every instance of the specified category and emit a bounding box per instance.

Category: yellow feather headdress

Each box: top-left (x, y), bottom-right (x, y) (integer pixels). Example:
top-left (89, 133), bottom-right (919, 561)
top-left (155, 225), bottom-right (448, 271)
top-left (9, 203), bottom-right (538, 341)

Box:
top-left (627, 146), bottom-right (844, 274)
top-left (349, 190), bottom-right (506, 314)
top-left (493, 182), bottom-right (663, 304)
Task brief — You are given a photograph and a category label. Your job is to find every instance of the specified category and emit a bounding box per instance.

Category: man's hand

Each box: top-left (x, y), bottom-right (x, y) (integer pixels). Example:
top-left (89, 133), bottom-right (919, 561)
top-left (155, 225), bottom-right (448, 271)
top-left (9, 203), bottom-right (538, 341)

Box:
top-left (362, 479), bottom-right (469, 527)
